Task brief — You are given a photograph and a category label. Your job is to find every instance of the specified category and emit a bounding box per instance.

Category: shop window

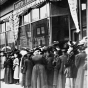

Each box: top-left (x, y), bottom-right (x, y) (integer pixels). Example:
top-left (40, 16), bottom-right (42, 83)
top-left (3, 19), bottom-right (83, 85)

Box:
top-left (7, 31), bottom-right (14, 43)
top-left (41, 27), bottom-right (45, 34)
top-left (36, 26), bottom-right (45, 36)
top-left (1, 23), bottom-right (5, 32)
top-left (32, 8), bottom-right (39, 21)
top-left (82, 4), bottom-right (86, 10)
top-left (41, 36), bottom-right (45, 45)
top-left (6, 22), bottom-right (11, 31)
top-left (24, 13), bottom-right (31, 24)
top-left (0, 33), bottom-right (5, 44)
top-left (37, 28), bottom-right (40, 34)
top-left (40, 4), bottom-right (49, 19)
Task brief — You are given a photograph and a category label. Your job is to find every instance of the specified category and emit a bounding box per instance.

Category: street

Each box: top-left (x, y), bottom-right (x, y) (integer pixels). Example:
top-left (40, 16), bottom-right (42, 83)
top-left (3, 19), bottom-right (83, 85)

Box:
top-left (1, 81), bottom-right (23, 88)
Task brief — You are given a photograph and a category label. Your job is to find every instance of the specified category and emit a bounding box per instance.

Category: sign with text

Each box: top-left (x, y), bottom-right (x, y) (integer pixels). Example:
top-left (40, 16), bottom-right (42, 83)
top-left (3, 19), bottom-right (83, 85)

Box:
top-left (68, 0), bottom-right (80, 33)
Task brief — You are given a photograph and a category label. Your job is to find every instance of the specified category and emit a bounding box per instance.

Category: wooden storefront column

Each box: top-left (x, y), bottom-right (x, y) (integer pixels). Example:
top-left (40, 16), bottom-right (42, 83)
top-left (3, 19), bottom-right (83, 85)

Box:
top-left (78, 0), bottom-right (83, 40)
top-left (68, 14), bottom-right (71, 41)
top-left (48, 2), bottom-right (52, 45)
top-left (86, 0), bottom-right (88, 79)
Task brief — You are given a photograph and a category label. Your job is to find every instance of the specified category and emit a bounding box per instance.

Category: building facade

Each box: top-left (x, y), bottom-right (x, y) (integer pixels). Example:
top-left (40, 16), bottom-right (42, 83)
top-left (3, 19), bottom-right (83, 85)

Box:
top-left (0, 0), bottom-right (87, 50)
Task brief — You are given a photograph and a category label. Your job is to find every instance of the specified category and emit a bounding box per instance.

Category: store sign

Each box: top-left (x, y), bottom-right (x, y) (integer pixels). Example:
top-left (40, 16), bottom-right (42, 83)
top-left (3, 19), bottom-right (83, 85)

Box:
top-left (68, 0), bottom-right (80, 33)
top-left (14, 0), bottom-right (36, 9)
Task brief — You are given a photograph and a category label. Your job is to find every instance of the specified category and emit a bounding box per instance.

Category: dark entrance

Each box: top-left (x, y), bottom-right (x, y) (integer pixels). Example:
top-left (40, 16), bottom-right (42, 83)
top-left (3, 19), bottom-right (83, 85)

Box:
top-left (52, 15), bottom-right (69, 42)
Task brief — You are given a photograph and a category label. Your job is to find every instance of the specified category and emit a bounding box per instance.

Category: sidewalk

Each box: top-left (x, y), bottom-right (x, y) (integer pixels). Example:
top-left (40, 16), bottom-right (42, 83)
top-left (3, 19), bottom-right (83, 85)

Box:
top-left (1, 81), bottom-right (23, 88)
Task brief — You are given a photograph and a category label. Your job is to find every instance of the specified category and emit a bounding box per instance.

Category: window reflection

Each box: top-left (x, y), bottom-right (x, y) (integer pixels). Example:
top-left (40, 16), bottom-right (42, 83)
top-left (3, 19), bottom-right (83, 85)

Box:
top-left (1, 23), bottom-right (5, 32)
top-left (32, 8), bottom-right (39, 21)
top-left (7, 31), bottom-right (14, 43)
top-left (24, 13), bottom-right (31, 24)
top-left (0, 33), bottom-right (5, 44)
top-left (6, 22), bottom-right (11, 31)
top-left (41, 27), bottom-right (45, 34)
top-left (82, 4), bottom-right (86, 10)
top-left (40, 4), bottom-right (49, 19)
top-left (37, 28), bottom-right (40, 34)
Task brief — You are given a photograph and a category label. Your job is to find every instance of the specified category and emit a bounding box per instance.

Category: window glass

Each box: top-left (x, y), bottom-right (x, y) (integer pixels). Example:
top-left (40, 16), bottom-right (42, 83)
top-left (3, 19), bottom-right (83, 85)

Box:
top-left (7, 31), bottom-right (14, 43)
top-left (24, 13), bottom-right (31, 24)
top-left (32, 8), bottom-right (39, 21)
top-left (1, 23), bottom-right (5, 32)
top-left (0, 33), bottom-right (5, 44)
top-left (82, 4), bottom-right (86, 10)
top-left (37, 28), bottom-right (40, 34)
top-left (40, 4), bottom-right (49, 19)
top-left (6, 22), bottom-right (11, 31)
top-left (41, 27), bottom-right (45, 34)
top-left (41, 36), bottom-right (45, 45)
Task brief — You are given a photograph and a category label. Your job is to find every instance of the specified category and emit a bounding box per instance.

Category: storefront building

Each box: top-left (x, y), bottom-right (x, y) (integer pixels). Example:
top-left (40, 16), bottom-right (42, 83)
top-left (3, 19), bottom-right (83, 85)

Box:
top-left (0, 0), bottom-right (87, 50)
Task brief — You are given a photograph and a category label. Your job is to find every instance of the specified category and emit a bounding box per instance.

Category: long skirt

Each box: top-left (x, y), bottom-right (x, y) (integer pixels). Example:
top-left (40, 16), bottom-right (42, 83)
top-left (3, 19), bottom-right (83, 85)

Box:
top-left (57, 73), bottom-right (66, 88)
top-left (75, 66), bottom-right (85, 88)
top-left (53, 69), bottom-right (58, 88)
top-left (4, 67), bottom-right (13, 84)
top-left (1, 68), bottom-right (5, 79)
top-left (31, 64), bottom-right (47, 88)
top-left (14, 65), bottom-right (19, 79)
top-left (47, 68), bottom-right (54, 88)
top-left (65, 78), bottom-right (76, 88)
top-left (83, 70), bottom-right (87, 88)
top-left (19, 72), bottom-right (25, 87)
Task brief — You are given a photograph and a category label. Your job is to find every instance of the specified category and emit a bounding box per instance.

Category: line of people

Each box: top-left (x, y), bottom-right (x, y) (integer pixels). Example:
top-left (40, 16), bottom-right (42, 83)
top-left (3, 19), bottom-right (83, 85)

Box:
top-left (0, 39), bottom-right (87, 88)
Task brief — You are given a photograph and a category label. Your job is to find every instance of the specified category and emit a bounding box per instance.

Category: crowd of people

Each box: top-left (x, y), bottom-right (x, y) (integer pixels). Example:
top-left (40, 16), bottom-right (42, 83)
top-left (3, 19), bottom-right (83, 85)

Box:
top-left (0, 38), bottom-right (87, 88)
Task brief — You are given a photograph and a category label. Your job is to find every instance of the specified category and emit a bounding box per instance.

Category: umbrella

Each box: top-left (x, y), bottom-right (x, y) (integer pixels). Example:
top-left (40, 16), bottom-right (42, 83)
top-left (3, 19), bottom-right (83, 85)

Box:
top-left (1, 46), bottom-right (11, 52)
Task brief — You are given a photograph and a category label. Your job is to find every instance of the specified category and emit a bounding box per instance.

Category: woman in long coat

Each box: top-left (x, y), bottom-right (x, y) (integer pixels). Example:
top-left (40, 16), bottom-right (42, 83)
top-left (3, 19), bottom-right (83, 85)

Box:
top-left (1, 52), bottom-right (6, 80)
top-left (4, 54), bottom-right (13, 84)
top-left (24, 53), bottom-right (33, 88)
top-left (75, 46), bottom-right (87, 88)
top-left (57, 49), bottom-right (68, 88)
top-left (65, 45), bottom-right (78, 88)
top-left (31, 48), bottom-right (47, 88)
top-left (13, 53), bottom-right (20, 84)
top-left (52, 49), bottom-right (61, 88)
top-left (19, 50), bottom-right (27, 87)
top-left (45, 48), bottom-right (54, 88)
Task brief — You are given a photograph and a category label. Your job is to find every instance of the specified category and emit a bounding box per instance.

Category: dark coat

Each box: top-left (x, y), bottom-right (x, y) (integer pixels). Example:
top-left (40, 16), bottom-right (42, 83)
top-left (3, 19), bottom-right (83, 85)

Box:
top-left (20, 55), bottom-right (27, 87)
top-left (65, 52), bottom-right (77, 78)
top-left (4, 58), bottom-right (13, 84)
top-left (32, 54), bottom-right (47, 65)
top-left (46, 55), bottom-right (54, 87)
top-left (24, 58), bottom-right (33, 87)
top-left (59, 54), bottom-right (68, 74)
top-left (31, 54), bottom-right (47, 88)
top-left (57, 54), bottom-right (67, 88)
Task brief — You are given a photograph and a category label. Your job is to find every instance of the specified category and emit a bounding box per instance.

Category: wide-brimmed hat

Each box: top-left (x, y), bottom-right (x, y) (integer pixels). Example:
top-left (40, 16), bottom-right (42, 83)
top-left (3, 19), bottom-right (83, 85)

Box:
top-left (78, 40), bottom-right (84, 46)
